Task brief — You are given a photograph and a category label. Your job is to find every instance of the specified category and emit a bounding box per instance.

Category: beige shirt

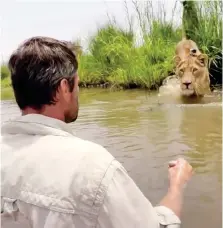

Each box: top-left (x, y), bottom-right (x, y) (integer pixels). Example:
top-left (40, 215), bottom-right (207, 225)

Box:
top-left (1, 114), bottom-right (181, 228)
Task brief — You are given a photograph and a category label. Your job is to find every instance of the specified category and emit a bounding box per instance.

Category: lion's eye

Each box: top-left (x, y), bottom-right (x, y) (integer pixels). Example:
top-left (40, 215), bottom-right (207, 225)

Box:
top-left (179, 69), bottom-right (184, 74)
top-left (193, 68), bottom-right (198, 73)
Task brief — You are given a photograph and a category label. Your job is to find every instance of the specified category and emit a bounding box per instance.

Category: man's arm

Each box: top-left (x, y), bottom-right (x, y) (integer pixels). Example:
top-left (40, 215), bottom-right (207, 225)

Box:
top-left (158, 187), bottom-right (183, 220)
top-left (96, 159), bottom-right (190, 228)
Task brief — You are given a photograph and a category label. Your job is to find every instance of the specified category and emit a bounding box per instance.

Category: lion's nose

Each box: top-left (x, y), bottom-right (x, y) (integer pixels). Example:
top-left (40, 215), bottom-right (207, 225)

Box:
top-left (183, 82), bottom-right (192, 88)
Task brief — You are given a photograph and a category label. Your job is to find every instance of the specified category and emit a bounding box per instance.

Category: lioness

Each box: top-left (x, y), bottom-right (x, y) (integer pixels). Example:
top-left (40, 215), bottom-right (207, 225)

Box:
top-left (174, 38), bottom-right (211, 97)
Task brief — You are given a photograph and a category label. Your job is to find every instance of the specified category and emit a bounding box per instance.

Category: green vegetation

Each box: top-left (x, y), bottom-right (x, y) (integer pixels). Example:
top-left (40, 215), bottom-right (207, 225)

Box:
top-left (1, 65), bottom-right (13, 100)
top-left (1, 0), bottom-right (222, 100)
top-left (78, 22), bottom-right (181, 89)
top-left (182, 0), bottom-right (222, 63)
top-left (77, 0), bottom-right (182, 89)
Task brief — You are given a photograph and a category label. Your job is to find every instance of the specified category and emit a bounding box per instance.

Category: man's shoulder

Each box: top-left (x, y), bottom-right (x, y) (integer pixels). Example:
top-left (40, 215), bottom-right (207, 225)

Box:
top-left (46, 134), bottom-right (113, 158)
top-left (39, 134), bottom-right (117, 175)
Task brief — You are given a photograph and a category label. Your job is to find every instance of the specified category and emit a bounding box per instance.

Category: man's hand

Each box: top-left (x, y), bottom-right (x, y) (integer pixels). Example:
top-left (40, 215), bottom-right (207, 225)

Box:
top-left (168, 158), bottom-right (193, 192)
top-left (159, 158), bottom-right (193, 219)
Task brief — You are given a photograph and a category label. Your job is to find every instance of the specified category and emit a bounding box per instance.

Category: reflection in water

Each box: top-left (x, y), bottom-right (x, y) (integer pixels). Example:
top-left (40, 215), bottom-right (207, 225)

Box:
top-left (159, 100), bottom-right (222, 228)
top-left (180, 105), bottom-right (222, 175)
top-left (1, 88), bottom-right (222, 228)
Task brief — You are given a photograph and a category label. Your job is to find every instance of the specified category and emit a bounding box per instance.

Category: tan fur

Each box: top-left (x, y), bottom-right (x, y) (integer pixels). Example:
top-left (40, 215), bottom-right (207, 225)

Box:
top-left (174, 39), bottom-right (211, 97)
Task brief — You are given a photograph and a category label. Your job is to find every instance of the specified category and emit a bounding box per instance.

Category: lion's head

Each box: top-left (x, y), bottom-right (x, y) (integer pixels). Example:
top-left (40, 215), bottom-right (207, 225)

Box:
top-left (174, 52), bottom-right (211, 97)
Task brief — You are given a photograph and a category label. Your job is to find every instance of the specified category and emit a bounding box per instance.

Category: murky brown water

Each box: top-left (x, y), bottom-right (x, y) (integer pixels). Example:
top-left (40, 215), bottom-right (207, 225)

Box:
top-left (1, 88), bottom-right (222, 228)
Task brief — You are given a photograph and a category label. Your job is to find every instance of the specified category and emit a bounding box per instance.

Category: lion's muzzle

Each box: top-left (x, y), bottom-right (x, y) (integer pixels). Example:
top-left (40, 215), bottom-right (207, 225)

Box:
top-left (180, 79), bottom-right (195, 96)
top-left (182, 81), bottom-right (192, 89)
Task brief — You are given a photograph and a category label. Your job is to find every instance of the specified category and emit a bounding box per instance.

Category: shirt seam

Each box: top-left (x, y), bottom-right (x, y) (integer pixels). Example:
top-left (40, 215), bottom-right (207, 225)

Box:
top-left (91, 159), bottom-right (122, 228)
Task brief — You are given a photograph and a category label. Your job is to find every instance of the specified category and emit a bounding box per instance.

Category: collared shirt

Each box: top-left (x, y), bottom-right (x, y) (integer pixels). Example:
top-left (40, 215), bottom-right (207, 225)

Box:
top-left (1, 114), bottom-right (181, 228)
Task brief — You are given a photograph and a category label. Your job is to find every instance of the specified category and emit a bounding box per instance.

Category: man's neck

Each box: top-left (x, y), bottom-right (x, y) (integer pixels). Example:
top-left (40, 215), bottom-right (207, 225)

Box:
top-left (21, 106), bottom-right (65, 122)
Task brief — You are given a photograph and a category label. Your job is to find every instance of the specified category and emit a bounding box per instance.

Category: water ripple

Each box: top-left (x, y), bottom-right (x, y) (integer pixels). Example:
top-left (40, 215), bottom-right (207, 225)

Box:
top-left (1, 89), bottom-right (222, 228)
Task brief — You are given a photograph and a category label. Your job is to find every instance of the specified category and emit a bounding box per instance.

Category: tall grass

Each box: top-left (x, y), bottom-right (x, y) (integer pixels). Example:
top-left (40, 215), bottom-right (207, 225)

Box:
top-left (183, 0), bottom-right (222, 61)
top-left (78, 23), bottom-right (180, 89)
top-left (78, 0), bottom-right (182, 89)
top-left (182, 0), bottom-right (222, 86)
top-left (1, 0), bottom-right (222, 92)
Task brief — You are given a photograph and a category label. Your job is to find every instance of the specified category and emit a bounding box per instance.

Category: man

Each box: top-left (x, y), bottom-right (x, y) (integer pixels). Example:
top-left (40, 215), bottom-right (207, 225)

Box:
top-left (1, 36), bottom-right (193, 228)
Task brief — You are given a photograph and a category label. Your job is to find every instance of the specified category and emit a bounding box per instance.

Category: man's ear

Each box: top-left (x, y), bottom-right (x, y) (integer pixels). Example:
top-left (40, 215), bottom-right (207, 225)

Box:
top-left (197, 53), bottom-right (209, 67)
top-left (58, 78), bottom-right (71, 95)
top-left (173, 55), bottom-right (181, 66)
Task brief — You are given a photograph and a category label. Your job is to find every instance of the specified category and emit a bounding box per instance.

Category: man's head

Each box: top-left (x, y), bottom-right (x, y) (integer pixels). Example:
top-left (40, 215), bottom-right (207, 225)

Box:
top-left (8, 36), bottom-right (79, 123)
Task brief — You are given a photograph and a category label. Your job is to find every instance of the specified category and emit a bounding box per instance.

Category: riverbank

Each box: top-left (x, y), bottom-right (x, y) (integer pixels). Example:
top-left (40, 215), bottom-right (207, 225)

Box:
top-left (1, 1), bottom-right (222, 99)
top-left (74, 1), bottom-right (222, 89)
top-left (1, 78), bottom-right (157, 101)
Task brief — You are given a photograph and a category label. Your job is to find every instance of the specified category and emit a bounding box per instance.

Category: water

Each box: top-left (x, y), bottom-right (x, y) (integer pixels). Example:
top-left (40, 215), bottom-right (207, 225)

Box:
top-left (1, 88), bottom-right (222, 228)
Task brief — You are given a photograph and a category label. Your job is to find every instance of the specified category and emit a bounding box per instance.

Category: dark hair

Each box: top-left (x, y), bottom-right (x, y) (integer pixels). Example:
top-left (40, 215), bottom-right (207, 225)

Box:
top-left (8, 36), bottom-right (78, 110)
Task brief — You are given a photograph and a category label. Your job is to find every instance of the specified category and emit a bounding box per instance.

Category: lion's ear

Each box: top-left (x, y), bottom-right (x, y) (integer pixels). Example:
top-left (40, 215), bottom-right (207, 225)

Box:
top-left (197, 53), bottom-right (208, 67)
top-left (173, 55), bottom-right (181, 66)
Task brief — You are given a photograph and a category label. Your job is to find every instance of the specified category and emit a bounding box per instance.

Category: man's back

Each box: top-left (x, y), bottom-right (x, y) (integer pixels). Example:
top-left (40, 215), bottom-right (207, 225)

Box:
top-left (1, 114), bottom-right (116, 227)
top-left (1, 114), bottom-right (182, 228)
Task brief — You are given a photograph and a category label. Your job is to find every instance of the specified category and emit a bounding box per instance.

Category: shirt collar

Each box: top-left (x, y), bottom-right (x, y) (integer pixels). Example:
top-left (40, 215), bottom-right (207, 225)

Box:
top-left (1, 114), bottom-right (75, 137)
